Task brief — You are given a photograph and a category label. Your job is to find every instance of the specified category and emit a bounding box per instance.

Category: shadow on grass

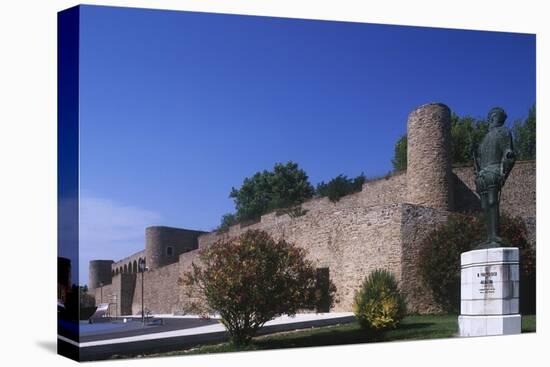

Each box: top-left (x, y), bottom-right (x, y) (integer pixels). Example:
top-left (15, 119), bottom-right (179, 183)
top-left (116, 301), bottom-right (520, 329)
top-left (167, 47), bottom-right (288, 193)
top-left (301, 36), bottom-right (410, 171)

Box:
top-left (252, 321), bottom-right (447, 351)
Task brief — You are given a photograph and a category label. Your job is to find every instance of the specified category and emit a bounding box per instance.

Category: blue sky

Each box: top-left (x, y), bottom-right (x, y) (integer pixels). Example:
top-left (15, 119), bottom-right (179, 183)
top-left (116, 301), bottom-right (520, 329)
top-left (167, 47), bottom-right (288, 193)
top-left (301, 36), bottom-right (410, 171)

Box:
top-left (77, 5), bottom-right (535, 284)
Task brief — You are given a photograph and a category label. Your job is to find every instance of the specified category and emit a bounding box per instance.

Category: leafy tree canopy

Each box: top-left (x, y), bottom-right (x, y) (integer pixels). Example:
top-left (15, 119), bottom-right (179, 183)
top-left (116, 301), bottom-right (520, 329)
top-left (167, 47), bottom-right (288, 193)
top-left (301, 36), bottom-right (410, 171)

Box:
top-left (449, 113), bottom-right (488, 165)
top-left (392, 135), bottom-right (407, 172)
top-left (513, 105), bottom-right (536, 160)
top-left (229, 161), bottom-right (315, 222)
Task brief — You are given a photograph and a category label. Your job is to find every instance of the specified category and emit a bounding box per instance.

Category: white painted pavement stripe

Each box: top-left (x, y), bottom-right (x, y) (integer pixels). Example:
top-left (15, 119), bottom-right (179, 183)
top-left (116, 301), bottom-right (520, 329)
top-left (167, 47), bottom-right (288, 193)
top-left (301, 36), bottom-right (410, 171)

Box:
top-left (79, 323), bottom-right (226, 347)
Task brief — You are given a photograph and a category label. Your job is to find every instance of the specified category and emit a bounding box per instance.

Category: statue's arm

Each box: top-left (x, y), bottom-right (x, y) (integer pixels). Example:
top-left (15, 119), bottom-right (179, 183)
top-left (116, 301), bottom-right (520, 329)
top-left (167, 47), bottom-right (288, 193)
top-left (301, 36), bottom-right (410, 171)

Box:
top-left (501, 131), bottom-right (516, 184)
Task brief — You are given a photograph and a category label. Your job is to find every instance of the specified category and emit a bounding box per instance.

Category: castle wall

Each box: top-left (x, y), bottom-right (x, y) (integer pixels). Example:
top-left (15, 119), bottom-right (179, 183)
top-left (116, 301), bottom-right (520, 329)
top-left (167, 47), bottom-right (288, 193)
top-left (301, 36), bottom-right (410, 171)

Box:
top-left (92, 273), bottom-right (135, 316)
top-left (186, 203), bottom-right (452, 314)
top-left (91, 283), bottom-right (113, 306)
top-left (357, 172), bottom-right (407, 207)
top-left (150, 203), bottom-right (405, 314)
top-left (399, 204), bottom-right (450, 313)
top-left (131, 262), bottom-right (182, 315)
top-left (101, 203), bottom-right (407, 315)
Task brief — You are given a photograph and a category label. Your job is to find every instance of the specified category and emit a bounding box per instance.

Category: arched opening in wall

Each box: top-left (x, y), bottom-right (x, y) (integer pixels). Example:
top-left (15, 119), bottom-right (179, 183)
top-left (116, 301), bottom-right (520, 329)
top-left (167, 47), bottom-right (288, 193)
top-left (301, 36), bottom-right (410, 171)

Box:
top-left (166, 246), bottom-right (174, 256)
top-left (112, 270), bottom-right (115, 277)
top-left (115, 268), bottom-right (119, 275)
top-left (123, 264), bottom-right (127, 274)
top-left (128, 263), bottom-right (132, 273)
top-left (133, 260), bottom-right (137, 273)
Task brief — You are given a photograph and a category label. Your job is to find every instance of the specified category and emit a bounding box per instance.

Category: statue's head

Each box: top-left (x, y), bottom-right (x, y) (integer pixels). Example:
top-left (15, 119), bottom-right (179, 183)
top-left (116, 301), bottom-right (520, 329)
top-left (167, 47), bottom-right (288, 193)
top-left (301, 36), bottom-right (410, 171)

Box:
top-left (488, 107), bottom-right (507, 127)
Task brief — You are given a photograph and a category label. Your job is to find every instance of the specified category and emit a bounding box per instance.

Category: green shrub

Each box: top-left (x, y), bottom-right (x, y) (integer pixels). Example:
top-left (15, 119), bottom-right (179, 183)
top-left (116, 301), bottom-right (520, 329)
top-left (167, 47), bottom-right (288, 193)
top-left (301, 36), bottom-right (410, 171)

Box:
top-left (353, 269), bottom-right (406, 332)
top-left (316, 173), bottom-right (366, 202)
top-left (418, 213), bottom-right (536, 314)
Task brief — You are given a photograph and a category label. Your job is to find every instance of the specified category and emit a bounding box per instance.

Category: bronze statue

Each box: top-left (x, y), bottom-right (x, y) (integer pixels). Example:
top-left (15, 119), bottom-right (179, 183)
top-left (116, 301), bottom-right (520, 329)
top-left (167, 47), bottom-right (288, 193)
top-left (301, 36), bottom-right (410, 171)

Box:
top-left (472, 107), bottom-right (516, 249)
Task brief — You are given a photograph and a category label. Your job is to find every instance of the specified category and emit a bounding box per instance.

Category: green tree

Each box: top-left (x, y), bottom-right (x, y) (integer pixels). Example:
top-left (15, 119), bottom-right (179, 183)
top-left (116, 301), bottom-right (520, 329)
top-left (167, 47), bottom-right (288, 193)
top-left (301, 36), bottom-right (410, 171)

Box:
top-left (513, 105), bottom-right (536, 160)
top-left (229, 161), bottom-right (314, 221)
top-left (180, 230), bottom-right (335, 345)
top-left (316, 173), bottom-right (366, 202)
top-left (450, 113), bottom-right (488, 165)
top-left (391, 134), bottom-right (407, 171)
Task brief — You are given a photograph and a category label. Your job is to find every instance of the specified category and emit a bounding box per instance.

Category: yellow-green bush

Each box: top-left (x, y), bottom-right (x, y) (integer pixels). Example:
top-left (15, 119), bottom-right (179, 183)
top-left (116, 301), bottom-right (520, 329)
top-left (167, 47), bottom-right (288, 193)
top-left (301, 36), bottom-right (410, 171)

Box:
top-left (353, 269), bottom-right (406, 332)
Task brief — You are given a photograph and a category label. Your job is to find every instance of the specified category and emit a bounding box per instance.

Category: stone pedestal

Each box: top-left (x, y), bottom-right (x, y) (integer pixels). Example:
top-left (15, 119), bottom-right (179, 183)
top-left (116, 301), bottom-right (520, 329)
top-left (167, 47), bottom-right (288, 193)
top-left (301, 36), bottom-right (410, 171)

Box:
top-left (458, 247), bottom-right (521, 337)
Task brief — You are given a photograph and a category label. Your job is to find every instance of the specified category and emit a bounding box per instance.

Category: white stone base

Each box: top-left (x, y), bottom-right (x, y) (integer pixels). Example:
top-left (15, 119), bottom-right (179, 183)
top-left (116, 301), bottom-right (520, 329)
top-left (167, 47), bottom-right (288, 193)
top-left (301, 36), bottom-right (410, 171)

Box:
top-left (458, 314), bottom-right (521, 336)
top-left (458, 247), bottom-right (521, 337)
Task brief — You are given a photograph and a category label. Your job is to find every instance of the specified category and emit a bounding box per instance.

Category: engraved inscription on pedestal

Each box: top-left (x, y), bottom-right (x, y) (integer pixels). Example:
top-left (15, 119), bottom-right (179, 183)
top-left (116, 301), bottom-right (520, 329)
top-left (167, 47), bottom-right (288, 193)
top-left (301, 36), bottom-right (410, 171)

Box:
top-left (479, 270), bottom-right (496, 294)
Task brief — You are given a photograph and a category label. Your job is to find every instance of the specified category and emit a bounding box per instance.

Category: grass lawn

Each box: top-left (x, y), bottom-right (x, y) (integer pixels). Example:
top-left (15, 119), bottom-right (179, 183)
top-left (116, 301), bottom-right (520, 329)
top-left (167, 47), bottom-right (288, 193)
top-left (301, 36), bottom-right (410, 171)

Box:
top-left (141, 314), bottom-right (535, 357)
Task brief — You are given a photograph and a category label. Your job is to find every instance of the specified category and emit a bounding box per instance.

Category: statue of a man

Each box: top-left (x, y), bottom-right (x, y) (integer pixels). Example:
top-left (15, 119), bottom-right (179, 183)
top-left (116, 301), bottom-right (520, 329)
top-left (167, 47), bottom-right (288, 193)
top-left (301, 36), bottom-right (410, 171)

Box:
top-left (472, 107), bottom-right (516, 249)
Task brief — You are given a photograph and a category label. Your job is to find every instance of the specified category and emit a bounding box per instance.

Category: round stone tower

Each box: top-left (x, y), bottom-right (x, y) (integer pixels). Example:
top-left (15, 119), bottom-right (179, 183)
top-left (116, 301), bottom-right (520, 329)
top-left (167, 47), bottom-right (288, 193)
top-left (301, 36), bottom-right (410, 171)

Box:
top-left (145, 226), bottom-right (166, 270)
top-left (145, 226), bottom-right (203, 270)
top-left (406, 102), bottom-right (453, 210)
top-left (88, 260), bottom-right (114, 289)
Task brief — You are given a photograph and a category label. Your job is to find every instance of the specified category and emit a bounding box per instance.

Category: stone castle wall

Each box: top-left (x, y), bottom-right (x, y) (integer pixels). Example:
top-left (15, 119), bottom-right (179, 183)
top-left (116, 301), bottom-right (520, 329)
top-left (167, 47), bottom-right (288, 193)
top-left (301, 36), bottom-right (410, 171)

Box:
top-left (399, 204), bottom-right (450, 313)
top-left (131, 262), bottom-right (181, 315)
top-left (92, 273), bottom-right (135, 316)
top-left (130, 204), bottom-right (406, 314)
